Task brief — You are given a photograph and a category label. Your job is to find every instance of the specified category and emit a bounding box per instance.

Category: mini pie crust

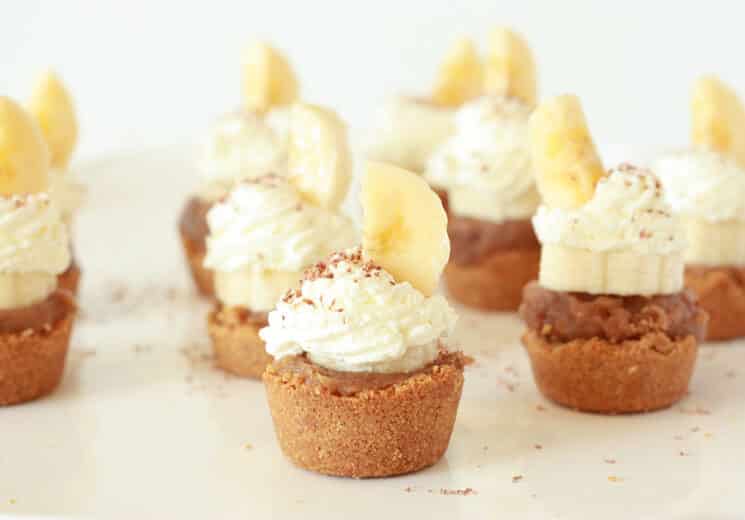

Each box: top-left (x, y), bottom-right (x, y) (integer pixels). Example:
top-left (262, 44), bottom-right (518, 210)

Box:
top-left (179, 199), bottom-right (215, 298)
top-left (685, 265), bottom-right (745, 341)
top-left (58, 257), bottom-right (81, 296)
top-left (446, 248), bottom-right (540, 311)
top-left (0, 293), bottom-right (76, 406)
top-left (263, 351), bottom-right (465, 478)
top-left (522, 330), bottom-right (698, 414)
top-left (208, 307), bottom-right (272, 379)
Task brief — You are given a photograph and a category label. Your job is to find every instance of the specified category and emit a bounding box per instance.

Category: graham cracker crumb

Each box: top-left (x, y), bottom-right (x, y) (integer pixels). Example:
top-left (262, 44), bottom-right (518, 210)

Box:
top-left (535, 404), bottom-right (547, 412)
top-left (679, 406), bottom-right (711, 416)
top-left (534, 444), bottom-right (543, 450)
top-left (512, 475), bottom-right (523, 483)
top-left (462, 355), bottom-right (476, 366)
top-left (439, 488), bottom-right (477, 496)
top-left (604, 458), bottom-right (617, 464)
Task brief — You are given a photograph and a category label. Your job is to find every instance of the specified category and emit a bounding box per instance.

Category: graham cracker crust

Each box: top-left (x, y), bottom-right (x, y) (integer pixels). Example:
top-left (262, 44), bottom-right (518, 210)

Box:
top-left (178, 200), bottom-right (215, 298)
top-left (263, 351), bottom-right (464, 478)
top-left (445, 248), bottom-right (540, 311)
top-left (522, 330), bottom-right (698, 414)
top-left (685, 265), bottom-right (745, 341)
top-left (0, 297), bottom-right (76, 406)
top-left (58, 259), bottom-right (81, 296)
top-left (208, 307), bottom-right (272, 379)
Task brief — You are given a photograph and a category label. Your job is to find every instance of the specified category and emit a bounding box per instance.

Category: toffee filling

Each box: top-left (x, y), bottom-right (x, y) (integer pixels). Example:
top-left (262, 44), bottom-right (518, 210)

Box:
top-left (0, 290), bottom-right (75, 335)
top-left (519, 281), bottom-right (707, 344)
top-left (448, 215), bottom-right (539, 266)
top-left (271, 350), bottom-right (464, 397)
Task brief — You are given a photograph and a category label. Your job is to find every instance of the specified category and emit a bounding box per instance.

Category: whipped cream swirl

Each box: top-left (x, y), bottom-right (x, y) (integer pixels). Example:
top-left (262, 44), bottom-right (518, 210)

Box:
top-left (260, 248), bottom-right (458, 374)
top-left (654, 149), bottom-right (745, 222)
top-left (204, 177), bottom-right (357, 273)
top-left (0, 193), bottom-right (70, 274)
top-left (366, 96), bottom-right (455, 173)
top-left (533, 164), bottom-right (686, 255)
top-left (198, 110), bottom-right (289, 200)
top-left (425, 95), bottom-right (540, 222)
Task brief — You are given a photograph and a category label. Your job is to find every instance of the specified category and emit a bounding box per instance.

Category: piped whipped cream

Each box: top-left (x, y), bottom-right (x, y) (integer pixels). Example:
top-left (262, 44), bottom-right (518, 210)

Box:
top-left (654, 149), bottom-right (745, 222)
top-left (533, 164), bottom-right (686, 256)
top-left (0, 193), bottom-right (70, 274)
top-left (425, 95), bottom-right (540, 222)
top-left (198, 110), bottom-right (289, 200)
top-left (204, 177), bottom-right (357, 310)
top-left (48, 167), bottom-right (86, 226)
top-left (366, 96), bottom-right (455, 173)
top-left (260, 248), bottom-right (458, 374)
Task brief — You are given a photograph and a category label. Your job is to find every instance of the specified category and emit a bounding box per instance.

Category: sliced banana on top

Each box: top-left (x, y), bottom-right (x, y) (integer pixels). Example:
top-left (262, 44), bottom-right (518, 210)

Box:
top-left (362, 162), bottom-right (449, 296)
top-left (529, 94), bottom-right (605, 209)
top-left (287, 103), bottom-right (351, 210)
top-left (484, 27), bottom-right (537, 107)
top-left (691, 75), bottom-right (745, 168)
top-left (432, 37), bottom-right (484, 107)
top-left (0, 97), bottom-right (50, 195)
top-left (242, 42), bottom-right (299, 113)
top-left (28, 71), bottom-right (78, 169)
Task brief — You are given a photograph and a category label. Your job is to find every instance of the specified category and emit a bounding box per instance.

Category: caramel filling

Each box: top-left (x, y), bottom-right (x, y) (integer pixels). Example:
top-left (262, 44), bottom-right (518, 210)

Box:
top-left (448, 216), bottom-right (539, 266)
top-left (270, 350), bottom-right (464, 397)
top-left (519, 282), bottom-right (707, 344)
top-left (0, 290), bottom-right (75, 334)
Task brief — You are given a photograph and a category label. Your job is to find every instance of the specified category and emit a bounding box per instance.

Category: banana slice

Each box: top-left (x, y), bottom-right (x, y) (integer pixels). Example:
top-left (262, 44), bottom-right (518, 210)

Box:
top-left (432, 37), bottom-right (484, 107)
top-left (691, 75), bottom-right (745, 167)
top-left (28, 71), bottom-right (78, 169)
top-left (484, 27), bottom-right (537, 106)
top-left (0, 97), bottom-right (50, 195)
top-left (529, 94), bottom-right (605, 209)
top-left (361, 162), bottom-right (449, 296)
top-left (242, 42), bottom-right (299, 113)
top-left (287, 103), bottom-right (351, 209)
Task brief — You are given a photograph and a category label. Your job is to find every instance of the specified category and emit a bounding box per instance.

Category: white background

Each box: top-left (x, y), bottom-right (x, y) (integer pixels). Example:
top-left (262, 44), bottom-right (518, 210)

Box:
top-left (2, 0), bottom-right (744, 161)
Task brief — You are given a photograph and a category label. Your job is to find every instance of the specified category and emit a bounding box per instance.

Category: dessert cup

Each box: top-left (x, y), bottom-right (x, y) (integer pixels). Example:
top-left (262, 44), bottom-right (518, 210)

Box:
top-left (180, 43), bottom-right (299, 298)
top-left (264, 350), bottom-right (464, 478)
top-left (208, 306), bottom-right (272, 378)
top-left (685, 265), bottom-right (745, 341)
top-left (203, 105), bottom-right (357, 379)
top-left (445, 217), bottom-right (539, 311)
top-left (653, 77), bottom-right (745, 341)
top-left (262, 164), bottom-right (462, 478)
top-left (0, 97), bottom-right (77, 405)
top-left (520, 96), bottom-right (705, 414)
top-left (0, 291), bottom-right (76, 405)
top-left (424, 30), bottom-right (540, 311)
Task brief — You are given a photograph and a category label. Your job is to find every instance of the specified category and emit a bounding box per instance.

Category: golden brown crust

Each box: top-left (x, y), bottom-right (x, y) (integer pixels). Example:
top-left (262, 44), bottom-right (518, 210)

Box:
top-left (0, 293), bottom-right (76, 406)
top-left (57, 258), bottom-right (81, 296)
top-left (263, 351), bottom-right (465, 478)
top-left (207, 306), bottom-right (272, 379)
top-left (179, 198), bottom-right (215, 298)
top-left (522, 330), bottom-right (698, 414)
top-left (445, 248), bottom-right (539, 311)
top-left (685, 265), bottom-right (745, 341)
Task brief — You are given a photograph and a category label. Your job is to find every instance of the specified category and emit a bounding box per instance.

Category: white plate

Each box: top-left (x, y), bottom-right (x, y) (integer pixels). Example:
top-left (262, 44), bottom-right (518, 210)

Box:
top-left (0, 146), bottom-right (743, 520)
